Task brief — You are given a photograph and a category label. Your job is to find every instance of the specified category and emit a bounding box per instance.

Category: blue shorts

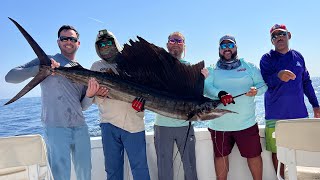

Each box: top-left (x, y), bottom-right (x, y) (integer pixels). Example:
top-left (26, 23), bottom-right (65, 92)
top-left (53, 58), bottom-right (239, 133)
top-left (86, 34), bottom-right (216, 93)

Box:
top-left (45, 126), bottom-right (91, 180)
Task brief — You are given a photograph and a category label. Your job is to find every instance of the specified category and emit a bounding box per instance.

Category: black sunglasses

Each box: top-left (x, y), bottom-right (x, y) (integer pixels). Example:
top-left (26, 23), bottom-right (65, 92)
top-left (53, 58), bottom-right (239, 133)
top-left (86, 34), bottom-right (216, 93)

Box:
top-left (59, 36), bottom-right (78, 43)
top-left (271, 31), bottom-right (288, 41)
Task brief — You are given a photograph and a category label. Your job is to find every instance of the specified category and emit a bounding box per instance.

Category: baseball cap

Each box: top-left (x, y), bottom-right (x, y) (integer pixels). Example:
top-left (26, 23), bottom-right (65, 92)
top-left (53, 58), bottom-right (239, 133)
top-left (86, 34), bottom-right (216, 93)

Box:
top-left (98, 29), bottom-right (113, 39)
top-left (270, 24), bottom-right (288, 35)
top-left (219, 35), bottom-right (236, 45)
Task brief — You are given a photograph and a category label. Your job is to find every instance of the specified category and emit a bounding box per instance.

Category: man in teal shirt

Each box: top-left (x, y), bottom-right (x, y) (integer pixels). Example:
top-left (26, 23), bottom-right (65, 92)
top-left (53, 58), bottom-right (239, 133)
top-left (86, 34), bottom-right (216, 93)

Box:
top-left (154, 32), bottom-right (198, 180)
top-left (203, 35), bottom-right (267, 180)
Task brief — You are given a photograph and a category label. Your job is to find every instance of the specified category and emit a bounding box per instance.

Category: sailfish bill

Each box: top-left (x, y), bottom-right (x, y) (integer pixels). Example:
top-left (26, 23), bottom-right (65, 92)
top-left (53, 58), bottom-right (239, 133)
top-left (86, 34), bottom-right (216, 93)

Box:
top-left (5, 18), bottom-right (234, 121)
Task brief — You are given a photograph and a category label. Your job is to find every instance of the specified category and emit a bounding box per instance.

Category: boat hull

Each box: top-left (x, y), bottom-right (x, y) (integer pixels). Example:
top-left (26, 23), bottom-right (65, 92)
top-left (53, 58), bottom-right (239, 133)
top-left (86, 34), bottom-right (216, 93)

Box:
top-left (71, 126), bottom-right (277, 180)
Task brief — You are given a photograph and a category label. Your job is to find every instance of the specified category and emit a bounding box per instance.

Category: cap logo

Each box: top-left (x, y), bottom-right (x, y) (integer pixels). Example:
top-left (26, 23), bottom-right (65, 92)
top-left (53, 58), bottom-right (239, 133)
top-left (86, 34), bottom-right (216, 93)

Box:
top-left (98, 29), bottom-right (110, 38)
top-left (270, 24), bottom-right (287, 34)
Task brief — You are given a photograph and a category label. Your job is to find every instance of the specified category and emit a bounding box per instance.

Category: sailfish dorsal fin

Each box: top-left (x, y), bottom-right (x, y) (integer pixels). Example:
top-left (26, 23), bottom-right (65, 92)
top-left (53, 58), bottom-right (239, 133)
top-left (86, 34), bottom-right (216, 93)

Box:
top-left (115, 36), bottom-right (205, 100)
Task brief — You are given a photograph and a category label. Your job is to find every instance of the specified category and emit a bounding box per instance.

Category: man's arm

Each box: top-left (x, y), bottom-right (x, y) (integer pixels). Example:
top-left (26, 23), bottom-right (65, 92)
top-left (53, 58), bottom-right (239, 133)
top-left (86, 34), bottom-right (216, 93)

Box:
top-left (81, 62), bottom-right (109, 110)
top-left (250, 63), bottom-right (267, 96)
top-left (203, 68), bottom-right (235, 106)
top-left (203, 68), bottom-right (221, 99)
top-left (302, 67), bottom-right (319, 108)
top-left (5, 58), bottom-right (40, 83)
top-left (80, 78), bottom-right (103, 110)
top-left (260, 55), bottom-right (283, 89)
top-left (303, 75), bottom-right (320, 118)
top-left (297, 53), bottom-right (320, 117)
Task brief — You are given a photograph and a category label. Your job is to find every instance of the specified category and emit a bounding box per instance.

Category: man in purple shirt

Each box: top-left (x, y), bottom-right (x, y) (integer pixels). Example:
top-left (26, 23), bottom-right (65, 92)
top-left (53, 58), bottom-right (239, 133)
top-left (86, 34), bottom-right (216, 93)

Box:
top-left (260, 24), bottom-right (320, 178)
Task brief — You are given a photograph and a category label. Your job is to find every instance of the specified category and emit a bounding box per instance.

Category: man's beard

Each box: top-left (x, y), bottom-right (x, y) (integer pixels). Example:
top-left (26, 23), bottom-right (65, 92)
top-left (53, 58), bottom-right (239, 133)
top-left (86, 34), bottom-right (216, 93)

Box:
top-left (100, 47), bottom-right (118, 60)
top-left (170, 49), bottom-right (182, 59)
top-left (219, 50), bottom-right (238, 61)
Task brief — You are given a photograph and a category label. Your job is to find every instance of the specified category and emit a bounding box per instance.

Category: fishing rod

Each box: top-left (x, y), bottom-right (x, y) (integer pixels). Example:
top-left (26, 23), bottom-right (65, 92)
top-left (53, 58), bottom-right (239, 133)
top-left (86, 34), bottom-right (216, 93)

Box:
top-left (233, 84), bottom-right (267, 99)
top-left (175, 84), bottom-right (268, 174)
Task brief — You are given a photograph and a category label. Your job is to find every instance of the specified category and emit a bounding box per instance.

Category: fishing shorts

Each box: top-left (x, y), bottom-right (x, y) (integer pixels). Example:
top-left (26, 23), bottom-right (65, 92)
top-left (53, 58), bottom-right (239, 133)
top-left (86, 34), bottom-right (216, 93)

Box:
top-left (208, 124), bottom-right (262, 158)
top-left (265, 120), bottom-right (277, 153)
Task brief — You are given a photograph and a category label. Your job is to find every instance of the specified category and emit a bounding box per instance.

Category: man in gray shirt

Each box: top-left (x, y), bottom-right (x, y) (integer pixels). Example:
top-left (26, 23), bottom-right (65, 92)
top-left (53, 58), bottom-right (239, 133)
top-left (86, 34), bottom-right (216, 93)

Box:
top-left (5, 25), bottom-right (99, 180)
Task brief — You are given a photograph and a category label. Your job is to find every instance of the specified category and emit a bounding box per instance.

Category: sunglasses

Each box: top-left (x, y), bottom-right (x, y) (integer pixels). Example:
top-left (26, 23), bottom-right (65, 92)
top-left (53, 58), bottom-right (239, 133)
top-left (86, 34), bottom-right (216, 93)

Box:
top-left (271, 31), bottom-right (288, 41)
top-left (220, 43), bottom-right (235, 49)
top-left (168, 38), bottom-right (184, 45)
top-left (97, 40), bottom-right (113, 48)
top-left (59, 36), bottom-right (78, 43)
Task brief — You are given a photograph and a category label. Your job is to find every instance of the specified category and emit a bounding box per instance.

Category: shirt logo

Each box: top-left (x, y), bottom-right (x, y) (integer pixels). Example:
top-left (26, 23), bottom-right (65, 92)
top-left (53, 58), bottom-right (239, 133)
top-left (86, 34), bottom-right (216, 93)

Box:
top-left (100, 68), bottom-right (108, 72)
top-left (296, 61), bottom-right (302, 67)
top-left (237, 68), bottom-right (246, 72)
top-left (100, 67), bottom-right (117, 74)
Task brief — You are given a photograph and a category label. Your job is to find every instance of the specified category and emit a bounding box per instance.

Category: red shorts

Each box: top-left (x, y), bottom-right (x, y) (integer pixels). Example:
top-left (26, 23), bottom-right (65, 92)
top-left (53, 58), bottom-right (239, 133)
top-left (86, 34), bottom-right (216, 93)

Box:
top-left (208, 124), bottom-right (262, 158)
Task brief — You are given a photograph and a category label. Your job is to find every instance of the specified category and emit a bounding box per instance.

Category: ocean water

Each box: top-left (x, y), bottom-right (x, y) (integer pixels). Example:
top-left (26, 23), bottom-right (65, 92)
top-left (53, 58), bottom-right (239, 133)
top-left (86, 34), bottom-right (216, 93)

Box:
top-left (1, 77), bottom-right (319, 137)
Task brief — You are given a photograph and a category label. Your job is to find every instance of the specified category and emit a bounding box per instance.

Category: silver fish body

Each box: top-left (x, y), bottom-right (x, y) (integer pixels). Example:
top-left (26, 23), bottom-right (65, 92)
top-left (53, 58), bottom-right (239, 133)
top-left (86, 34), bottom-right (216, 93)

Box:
top-left (54, 66), bottom-right (232, 121)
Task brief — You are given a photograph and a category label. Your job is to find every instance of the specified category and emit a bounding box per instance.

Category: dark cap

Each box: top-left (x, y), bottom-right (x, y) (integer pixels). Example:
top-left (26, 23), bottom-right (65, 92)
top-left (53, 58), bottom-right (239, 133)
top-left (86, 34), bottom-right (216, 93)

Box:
top-left (219, 35), bottom-right (236, 45)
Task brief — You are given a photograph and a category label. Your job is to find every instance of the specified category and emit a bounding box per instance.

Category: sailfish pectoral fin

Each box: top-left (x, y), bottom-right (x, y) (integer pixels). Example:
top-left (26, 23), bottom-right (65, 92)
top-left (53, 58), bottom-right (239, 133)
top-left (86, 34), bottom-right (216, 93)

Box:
top-left (4, 68), bottom-right (52, 105)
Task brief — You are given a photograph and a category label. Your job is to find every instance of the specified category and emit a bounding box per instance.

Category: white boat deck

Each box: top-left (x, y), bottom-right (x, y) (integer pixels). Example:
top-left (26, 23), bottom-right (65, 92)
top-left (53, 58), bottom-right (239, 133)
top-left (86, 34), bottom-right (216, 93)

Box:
top-left (71, 126), bottom-right (278, 180)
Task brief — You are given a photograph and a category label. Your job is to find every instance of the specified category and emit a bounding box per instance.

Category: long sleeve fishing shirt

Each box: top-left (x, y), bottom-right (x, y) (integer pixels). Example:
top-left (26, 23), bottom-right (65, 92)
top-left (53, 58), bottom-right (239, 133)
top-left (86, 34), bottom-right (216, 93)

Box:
top-left (5, 53), bottom-right (92, 127)
top-left (204, 58), bottom-right (267, 131)
top-left (260, 49), bottom-right (319, 120)
top-left (90, 60), bottom-right (145, 133)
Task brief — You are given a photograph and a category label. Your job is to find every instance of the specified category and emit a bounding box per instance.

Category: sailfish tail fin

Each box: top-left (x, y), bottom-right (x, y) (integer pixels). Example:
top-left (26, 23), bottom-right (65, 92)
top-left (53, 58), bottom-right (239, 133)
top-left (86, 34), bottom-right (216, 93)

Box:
top-left (4, 18), bottom-right (52, 105)
top-left (4, 68), bottom-right (51, 105)
top-left (8, 17), bottom-right (51, 66)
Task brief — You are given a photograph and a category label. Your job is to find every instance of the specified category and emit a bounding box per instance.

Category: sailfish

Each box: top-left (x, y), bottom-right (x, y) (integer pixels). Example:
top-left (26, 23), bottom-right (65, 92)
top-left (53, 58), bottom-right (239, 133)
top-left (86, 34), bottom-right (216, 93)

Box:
top-left (4, 17), bottom-right (234, 121)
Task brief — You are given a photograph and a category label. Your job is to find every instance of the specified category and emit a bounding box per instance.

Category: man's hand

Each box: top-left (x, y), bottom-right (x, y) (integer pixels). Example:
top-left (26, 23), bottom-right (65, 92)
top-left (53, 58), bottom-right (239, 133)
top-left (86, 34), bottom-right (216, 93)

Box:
top-left (314, 107), bottom-right (320, 118)
top-left (278, 70), bottom-right (296, 82)
top-left (246, 87), bottom-right (258, 97)
top-left (96, 87), bottom-right (109, 98)
top-left (201, 68), bottom-right (209, 79)
top-left (86, 78), bottom-right (100, 98)
top-left (50, 58), bottom-right (60, 75)
top-left (132, 97), bottom-right (145, 112)
top-left (218, 91), bottom-right (235, 106)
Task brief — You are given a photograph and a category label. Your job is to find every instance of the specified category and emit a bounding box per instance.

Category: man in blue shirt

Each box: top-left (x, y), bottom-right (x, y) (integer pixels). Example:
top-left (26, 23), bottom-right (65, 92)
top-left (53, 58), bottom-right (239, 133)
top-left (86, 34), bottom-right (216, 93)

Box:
top-left (260, 24), bottom-right (320, 178)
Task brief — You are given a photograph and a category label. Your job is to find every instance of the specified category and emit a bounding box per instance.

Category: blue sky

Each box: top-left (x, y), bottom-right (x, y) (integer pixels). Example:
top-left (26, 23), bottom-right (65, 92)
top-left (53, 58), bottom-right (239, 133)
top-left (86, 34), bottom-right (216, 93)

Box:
top-left (1, 0), bottom-right (320, 99)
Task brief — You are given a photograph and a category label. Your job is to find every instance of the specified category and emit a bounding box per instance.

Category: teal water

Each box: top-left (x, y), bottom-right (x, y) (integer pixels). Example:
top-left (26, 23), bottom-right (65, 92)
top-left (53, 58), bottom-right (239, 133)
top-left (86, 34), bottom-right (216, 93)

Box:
top-left (1, 77), bottom-right (319, 137)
